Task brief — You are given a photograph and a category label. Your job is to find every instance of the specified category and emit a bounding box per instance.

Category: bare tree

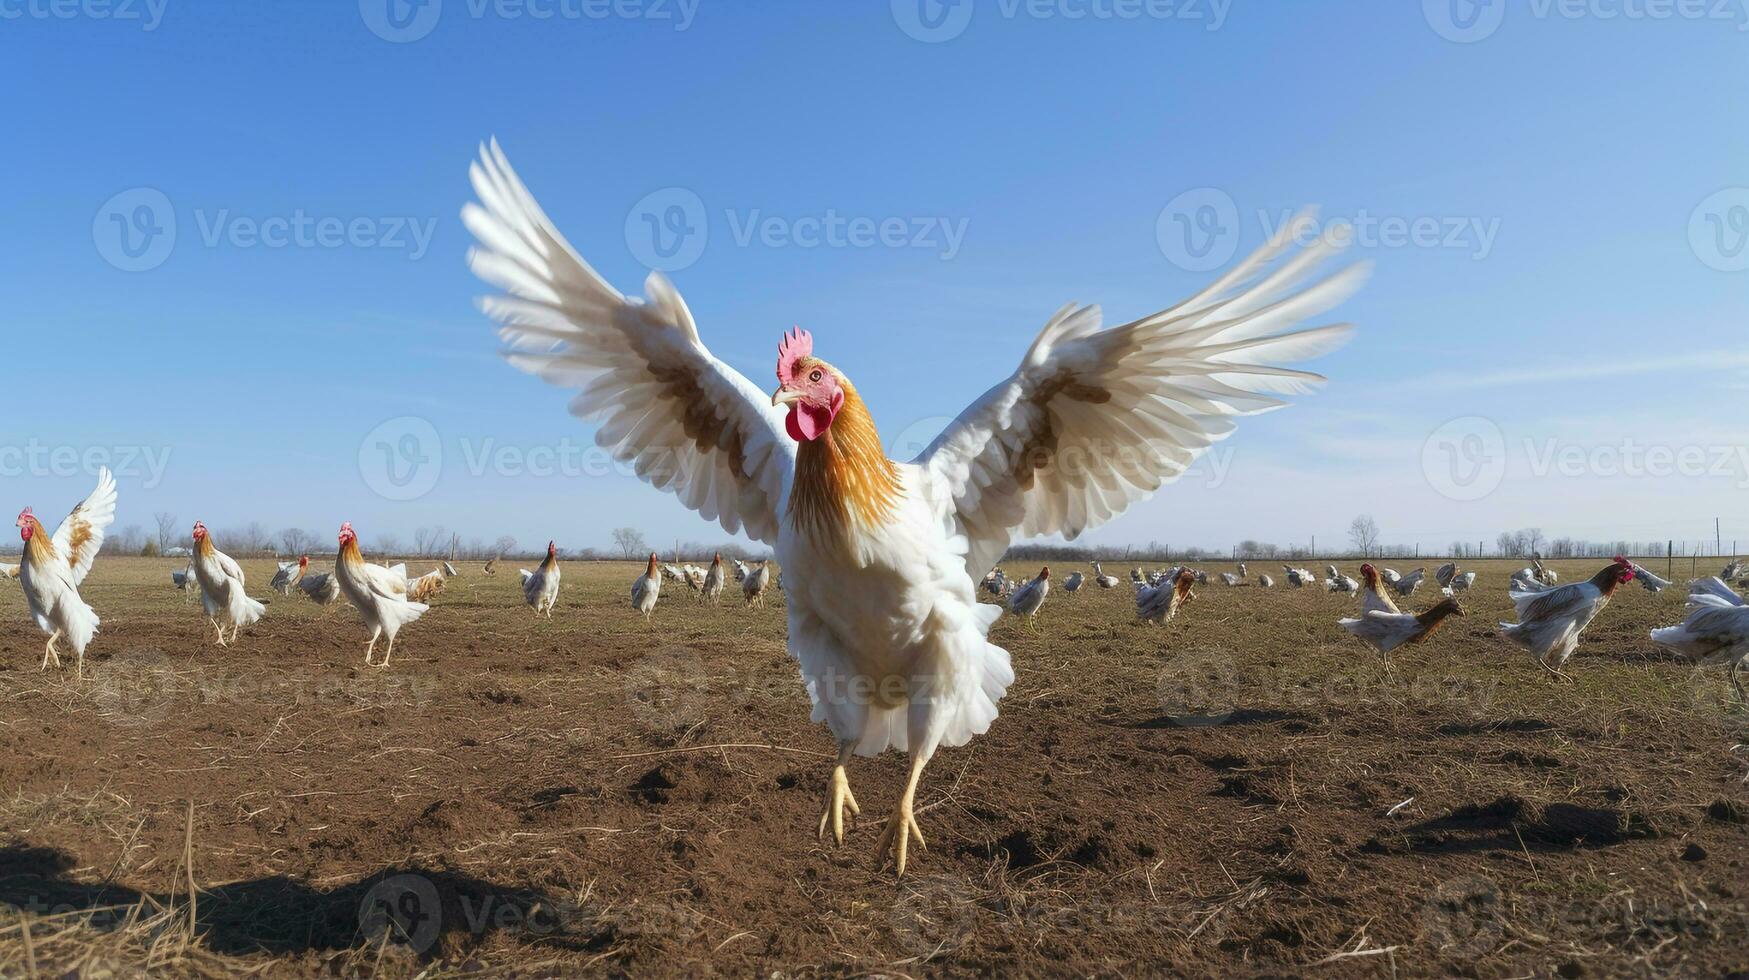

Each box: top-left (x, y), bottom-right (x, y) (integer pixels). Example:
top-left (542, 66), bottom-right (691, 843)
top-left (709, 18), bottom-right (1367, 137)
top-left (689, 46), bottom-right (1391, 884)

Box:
top-left (1523, 527), bottom-right (1546, 556)
top-left (493, 534), bottom-right (518, 559)
top-left (611, 527), bottom-right (648, 559)
top-left (1348, 515), bottom-right (1380, 557)
top-left (153, 511), bottom-right (178, 554)
top-left (414, 525), bottom-right (448, 558)
top-left (281, 528), bottom-right (317, 556)
top-left (374, 533), bottom-right (403, 557)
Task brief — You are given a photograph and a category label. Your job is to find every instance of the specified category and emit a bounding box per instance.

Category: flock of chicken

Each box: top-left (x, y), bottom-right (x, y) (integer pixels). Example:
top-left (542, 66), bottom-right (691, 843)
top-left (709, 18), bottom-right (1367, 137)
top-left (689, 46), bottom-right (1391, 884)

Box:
top-left (981, 553), bottom-right (1749, 694)
top-left (6, 142), bottom-right (1743, 877)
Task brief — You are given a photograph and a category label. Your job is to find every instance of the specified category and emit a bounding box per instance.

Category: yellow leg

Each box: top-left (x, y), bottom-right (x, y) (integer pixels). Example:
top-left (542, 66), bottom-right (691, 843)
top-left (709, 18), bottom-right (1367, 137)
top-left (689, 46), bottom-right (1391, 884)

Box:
top-left (817, 740), bottom-right (861, 845)
top-left (364, 628), bottom-right (381, 667)
top-left (40, 631), bottom-right (62, 670)
top-left (876, 754), bottom-right (929, 877)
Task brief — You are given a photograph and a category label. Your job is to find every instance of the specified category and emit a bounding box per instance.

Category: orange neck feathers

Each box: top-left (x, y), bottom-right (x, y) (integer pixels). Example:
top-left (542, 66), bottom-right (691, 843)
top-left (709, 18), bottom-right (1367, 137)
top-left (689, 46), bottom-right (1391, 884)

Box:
top-left (23, 519), bottom-right (55, 564)
top-left (195, 535), bottom-right (215, 557)
top-left (339, 537), bottom-right (364, 566)
top-left (789, 378), bottom-right (902, 538)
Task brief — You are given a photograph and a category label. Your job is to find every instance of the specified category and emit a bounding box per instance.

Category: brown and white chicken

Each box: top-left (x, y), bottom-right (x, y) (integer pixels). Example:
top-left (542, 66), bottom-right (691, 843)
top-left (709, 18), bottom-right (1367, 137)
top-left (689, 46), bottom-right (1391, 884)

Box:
top-left (520, 542), bottom-right (560, 617)
top-left (702, 552), bottom-right (726, 603)
top-left (631, 552), bottom-right (661, 620)
top-left (1499, 557), bottom-right (1634, 675)
top-left (1650, 577), bottom-right (1749, 699)
top-left (191, 521), bottom-right (267, 647)
top-left (1339, 596), bottom-right (1465, 660)
top-left (464, 141), bottom-right (1362, 875)
top-left (408, 561), bottom-right (458, 603)
top-left (1136, 567), bottom-right (1195, 624)
top-left (271, 556), bottom-right (309, 596)
top-left (334, 522), bottom-right (429, 667)
top-left (14, 468), bottom-right (117, 676)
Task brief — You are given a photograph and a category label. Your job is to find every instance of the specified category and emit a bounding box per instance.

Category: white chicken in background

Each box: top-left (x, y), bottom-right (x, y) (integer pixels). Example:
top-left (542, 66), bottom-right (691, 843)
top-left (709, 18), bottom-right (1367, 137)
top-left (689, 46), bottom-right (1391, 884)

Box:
top-left (464, 141), bottom-right (1362, 875)
top-left (1532, 557), bottom-right (1558, 585)
top-left (1091, 561), bottom-right (1120, 589)
top-left (1499, 557), bottom-right (1635, 675)
top-left (1450, 571), bottom-right (1477, 593)
top-left (1258, 574), bottom-right (1275, 588)
top-left (1062, 570), bottom-right (1084, 593)
top-left (630, 552), bottom-right (662, 619)
top-left (703, 553), bottom-right (727, 603)
top-left (1435, 562), bottom-right (1460, 589)
top-left (334, 522), bottom-right (428, 667)
top-left (1325, 564), bottom-right (1340, 581)
top-left (271, 556), bottom-right (308, 596)
top-left (2, 562), bottom-right (19, 584)
top-left (1340, 596), bottom-right (1465, 661)
top-left (520, 542), bottom-right (561, 618)
top-left (1651, 577), bottom-right (1749, 699)
top-left (15, 468), bottom-right (117, 676)
top-left (1284, 566), bottom-right (1314, 588)
top-left (981, 567), bottom-right (1008, 597)
top-left (660, 562), bottom-right (684, 584)
top-left (1006, 566), bottom-right (1050, 622)
top-left (1628, 561), bottom-right (1672, 593)
top-left (1510, 567), bottom-right (1545, 592)
top-left (1390, 567), bottom-right (1426, 598)
top-left (1137, 568), bottom-right (1196, 624)
top-left (191, 522), bottom-right (267, 647)
top-left (1357, 564), bottom-right (1399, 616)
top-left (171, 561), bottom-right (198, 598)
top-left (298, 566), bottom-right (343, 606)
top-left (1720, 560), bottom-right (1744, 582)
top-left (1219, 572), bottom-right (1242, 587)
top-left (1236, 562), bottom-right (1247, 577)
top-left (732, 558), bottom-right (749, 582)
top-left (742, 560), bottom-right (772, 608)
top-left (408, 561), bottom-right (459, 603)
top-left (1326, 574), bottom-right (1359, 594)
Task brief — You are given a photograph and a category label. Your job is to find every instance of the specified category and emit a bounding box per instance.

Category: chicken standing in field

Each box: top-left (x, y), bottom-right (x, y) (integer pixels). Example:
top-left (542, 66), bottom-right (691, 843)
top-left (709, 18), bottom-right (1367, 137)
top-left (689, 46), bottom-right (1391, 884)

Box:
top-left (408, 561), bottom-right (459, 603)
top-left (334, 522), bottom-right (429, 667)
top-left (1006, 566), bottom-right (1050, 622)
top-left (1219, 572), bottom-right (1242, 587)
top-left (1357, 563), bottom-right (1399, 616)
top-left (1062, 570), bottom-right (1084, 594)
top-left (1652, 578), bottom-right (1749, 698)
top-left (191, 522), bottom-right (267, 647)
top-left (742, 560), bottom-right (772, 608)
top-left (1435, 562), bottom-right (1460, 589)
top-left (271, 556), bottom-right (308, 596)
top-left (464, 141), bottom-right (1362, 874)
top-left (1499, 557), bottom-right (1635, 676)
top-left (703, 553), bottom-right (726, 603)
top-left (14, 468), bottom-right (117, 676)
top-left (1091, 561), bottom-right (1120, 589)
top-left (1628, 561), bottom-right (1672, 593)
top-left (1388, 567), bottom-right (1425, 598)
top-left (2, 562), bottom-right (19, 583)
top-left (1340, 597), bottom-right (1465, 661)
top-left (1137, 568), bottom-right (1196, 624)
top-left (171, 560), bottom-right (197, 598)
top-left (1284, 566), bottom-right (1314, 588)
top-left (520, 542), bottom-right (561, 618)
top-left (483, 557), bottom-right (498, 575)
top-left (298, 566), bottom-right (343, 606)
top-left (631, 552), bottom-right (661, 620)
top-left (1258, 573), bottom-right (1275, 588)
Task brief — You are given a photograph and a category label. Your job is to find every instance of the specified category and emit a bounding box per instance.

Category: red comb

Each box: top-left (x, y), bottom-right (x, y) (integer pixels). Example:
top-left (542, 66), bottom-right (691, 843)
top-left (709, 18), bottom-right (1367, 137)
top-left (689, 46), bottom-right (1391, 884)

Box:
top-left (776, 327), bottom-right (812, 386)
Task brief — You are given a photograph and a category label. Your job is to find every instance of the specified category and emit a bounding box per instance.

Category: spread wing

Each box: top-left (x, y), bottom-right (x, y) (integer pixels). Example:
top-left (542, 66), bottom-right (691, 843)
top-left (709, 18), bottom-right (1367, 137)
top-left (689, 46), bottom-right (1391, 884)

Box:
top-left (917, 217), bottom-right (1365, 577)
top-left (1513, 582), bottom-right (1597, 624)
top-left (51, 467), bottom-right (118, 587)
top-left (464, 141), bottom-right (795, 545)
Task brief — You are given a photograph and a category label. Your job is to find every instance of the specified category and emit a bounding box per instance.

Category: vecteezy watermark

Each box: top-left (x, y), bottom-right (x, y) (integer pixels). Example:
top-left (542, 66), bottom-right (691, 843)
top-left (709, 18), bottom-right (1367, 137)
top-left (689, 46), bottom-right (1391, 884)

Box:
top-left (891, 0), bottom-right (1231, 43)
top-left (93, 188), bottom-right (438, 272)
top-left (359, 417), bottom-right (443, 502)
top-left (623, 187), bottom-right (970, 272)
top-left (1425, 0), bottom-right (1749, 43)
top-left (1158, 190), bottom-right (1500, 271)
top-left (92, 655), bottom-right (439, 729)
top-left (358, 0), bottom-right (699, 42)
top-left (0, 440), bottom-right (173, 489)
top-left (359, 874), bottom-right (444, 954)
top-left (1422, 416), bottom-right (1509, 502)
top-left (1690, 188), bottom-right (1749, 272)
top-left (1424, 419), bottom-right (1749, 500)
top-left (0, 0), bottom-right (168, 30)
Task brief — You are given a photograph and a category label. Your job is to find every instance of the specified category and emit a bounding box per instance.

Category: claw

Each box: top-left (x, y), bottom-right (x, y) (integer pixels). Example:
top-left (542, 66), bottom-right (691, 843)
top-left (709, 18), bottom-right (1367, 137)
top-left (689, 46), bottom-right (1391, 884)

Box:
top-left (817, 765), bottom-right (861, 844)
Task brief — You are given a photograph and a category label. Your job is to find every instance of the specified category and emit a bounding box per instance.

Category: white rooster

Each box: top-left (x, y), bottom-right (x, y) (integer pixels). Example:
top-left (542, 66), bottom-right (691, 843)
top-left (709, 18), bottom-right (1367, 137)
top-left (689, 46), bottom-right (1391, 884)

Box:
top-left (271, 556), bottom-right (308, 596)
top-left (703, 552), bottom-right (726, 603)
top-left (520, 542), bottom-right (561, 617)
top-left (1340, 596), bottom-right (1465, 661)
top-left (464, 141), bottom-right (1362, 874)
top-left (742, 560), bottom-right (772, 608)
top-left (1005, 566), bottom-right (1050, 622)
top-left (1062, 570), bottom-right (1084, 593)
top-left (1652, 578), bottom-right (1749, 698)
top-left (334, 522), bottom-right (428, 667)
top-left (191, 522), bottom-right (267, 647)
top-left (1390, 567), bottom-right (1426, 598)
top-left (1136, 568), bottom-right (1196, 624)
top-left (1091, 561), bottom-right (1120, 589)
top-left (14, 468), bottom-right (117, 676)
top-left (298, 566), bottom-right (343, 606)
top-left (631, 552), bottom-right (662, 620)
top-left (1499, 557), bottom-right (1635, 675)
top-left (1357, 563), bottom-right (1399, 616)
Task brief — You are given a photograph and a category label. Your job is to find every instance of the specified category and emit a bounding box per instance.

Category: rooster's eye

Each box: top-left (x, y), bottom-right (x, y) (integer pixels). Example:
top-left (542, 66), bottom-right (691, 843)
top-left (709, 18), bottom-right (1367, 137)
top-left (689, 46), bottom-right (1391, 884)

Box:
top-left (809, 369), bottom-right (822, 383)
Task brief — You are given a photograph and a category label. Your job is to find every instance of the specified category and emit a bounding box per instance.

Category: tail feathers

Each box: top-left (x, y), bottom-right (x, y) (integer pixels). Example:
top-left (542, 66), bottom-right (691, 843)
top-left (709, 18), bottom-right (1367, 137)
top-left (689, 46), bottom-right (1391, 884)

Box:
top-left (234, 594), bottom-right (268, 628)
top-left (59, 600), bottom-right (100, 654)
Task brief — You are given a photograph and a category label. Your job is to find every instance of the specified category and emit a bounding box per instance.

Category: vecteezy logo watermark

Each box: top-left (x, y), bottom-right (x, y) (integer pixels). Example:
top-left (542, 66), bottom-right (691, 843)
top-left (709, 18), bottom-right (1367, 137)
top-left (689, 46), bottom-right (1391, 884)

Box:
top-left (1155, 648), bottom-right (1241, 727)
top-left (625, 187), bottom-right (708, 272)
top-left (624, 188), bottom-right (970, 272)
top-left (0, 441), bottom-right (173, 489)
top-left (1422, 416), bottom-right (1508, 502)
top-left (1690, 188), bottom-right (1749, 272)
top-left (1157, 188), bottom-right (1240, 273)
top-left (0, 0), bottom-right (168, 30)
top-left (359, 417), bottom-right (443, 502)
top-left (94, 190), bottom-right (438, 271)
top-left (359, 874), bottom-right (444, 954)
top-left (360, 0), bottom-right (699, 41)
top-left (1426, 0), bottom-right (1749, 42)
top-left (892, 0), bottom-right (1231, 42)
top-left (94, 188), bottom-right (176, 272)
top-left (1421, 874), bottom-right (1504, 956)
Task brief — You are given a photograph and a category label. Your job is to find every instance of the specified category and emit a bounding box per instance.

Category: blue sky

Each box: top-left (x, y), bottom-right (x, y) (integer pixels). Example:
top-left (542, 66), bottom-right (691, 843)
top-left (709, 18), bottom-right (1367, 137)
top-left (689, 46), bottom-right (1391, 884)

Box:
top-left (4, 0), bottom-right (1745, 556)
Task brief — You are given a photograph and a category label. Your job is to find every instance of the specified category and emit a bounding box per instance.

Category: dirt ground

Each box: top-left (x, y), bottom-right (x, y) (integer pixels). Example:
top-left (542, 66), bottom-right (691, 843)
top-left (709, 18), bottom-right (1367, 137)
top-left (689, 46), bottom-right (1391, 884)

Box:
top-left (0, 555), bottom-right (1745, 977)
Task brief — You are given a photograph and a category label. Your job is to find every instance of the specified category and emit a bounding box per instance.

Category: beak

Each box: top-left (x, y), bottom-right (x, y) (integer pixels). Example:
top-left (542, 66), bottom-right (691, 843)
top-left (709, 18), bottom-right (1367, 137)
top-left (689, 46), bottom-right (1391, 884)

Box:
top-left (771, 386), bottom-right (804, 408)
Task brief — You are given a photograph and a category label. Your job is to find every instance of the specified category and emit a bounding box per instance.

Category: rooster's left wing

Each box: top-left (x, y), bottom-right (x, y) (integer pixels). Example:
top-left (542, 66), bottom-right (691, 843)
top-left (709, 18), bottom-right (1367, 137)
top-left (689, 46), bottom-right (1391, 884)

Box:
top-left (917, 219), bottom-right (1365, 578)
top-left (50, 467), bottom-right (117, 587)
